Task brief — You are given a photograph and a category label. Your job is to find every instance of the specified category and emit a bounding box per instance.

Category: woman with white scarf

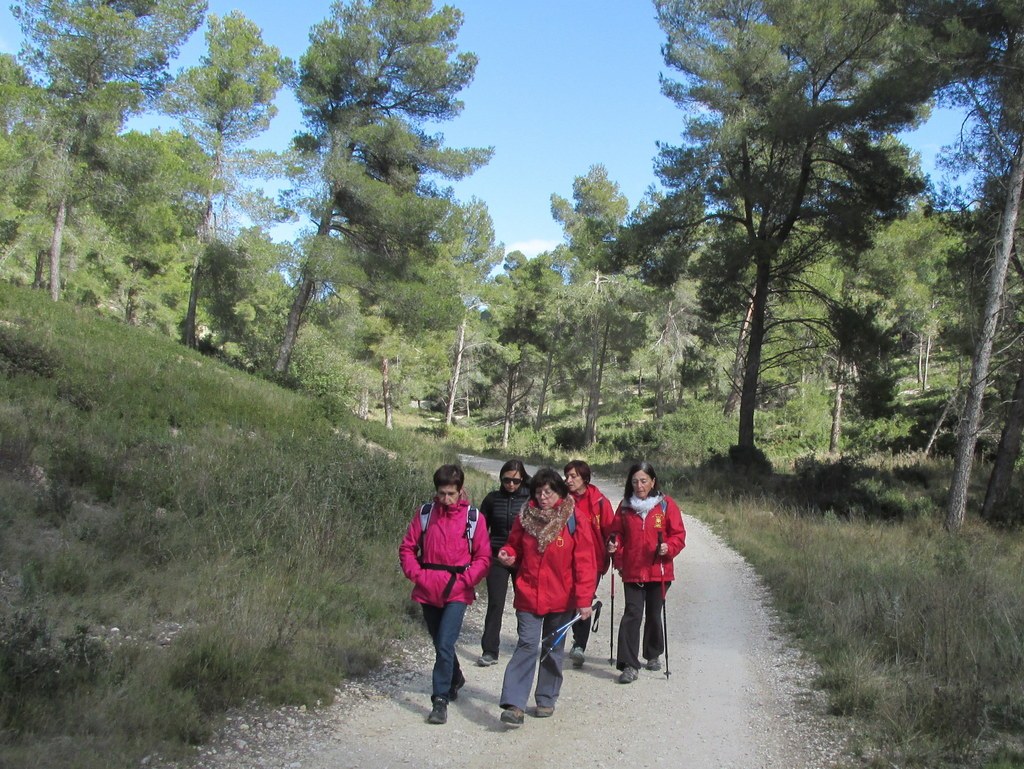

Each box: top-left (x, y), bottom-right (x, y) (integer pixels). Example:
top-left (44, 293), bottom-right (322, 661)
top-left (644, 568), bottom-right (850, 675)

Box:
top-left (606, 461), bottom-right (686, 683)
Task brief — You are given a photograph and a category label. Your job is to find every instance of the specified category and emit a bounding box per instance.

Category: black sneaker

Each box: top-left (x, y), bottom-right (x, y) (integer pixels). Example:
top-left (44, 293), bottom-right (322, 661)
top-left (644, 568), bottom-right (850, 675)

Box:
top-left (617, 666), bottom-right (638, 684)
top-left (499, 705), bottom-right (524, 726)
top-left (477, 652), bottom-right (498, 666)
top-left (645, 657), bottom-right (661, 671)
top-left (448, 670), bottom-right (466, 701)
top-left (427, 696), bottom-right (447, 725)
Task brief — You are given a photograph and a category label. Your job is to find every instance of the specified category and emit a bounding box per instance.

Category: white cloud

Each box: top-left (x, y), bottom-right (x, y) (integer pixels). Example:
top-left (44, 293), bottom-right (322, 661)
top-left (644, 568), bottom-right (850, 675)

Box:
top-left (506, 238), bottom-right (559, 259)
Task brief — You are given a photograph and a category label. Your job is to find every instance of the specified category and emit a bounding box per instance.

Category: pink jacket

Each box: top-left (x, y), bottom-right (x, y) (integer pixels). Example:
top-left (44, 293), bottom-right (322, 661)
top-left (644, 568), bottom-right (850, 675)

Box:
top-left (399, 498), bottom-right (491, 607)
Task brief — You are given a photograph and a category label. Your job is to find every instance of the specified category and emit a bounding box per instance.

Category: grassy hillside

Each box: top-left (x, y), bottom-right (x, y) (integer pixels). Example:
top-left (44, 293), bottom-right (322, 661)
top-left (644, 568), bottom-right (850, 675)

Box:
top-left (0, 283), bottom-right (472, 768)
top-left (5, 281), bottom-right (1024, 769)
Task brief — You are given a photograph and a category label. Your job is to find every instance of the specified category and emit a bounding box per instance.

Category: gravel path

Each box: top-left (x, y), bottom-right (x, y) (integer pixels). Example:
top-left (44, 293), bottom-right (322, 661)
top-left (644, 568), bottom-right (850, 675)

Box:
top-left (177, 456), bottom-right (850, 769)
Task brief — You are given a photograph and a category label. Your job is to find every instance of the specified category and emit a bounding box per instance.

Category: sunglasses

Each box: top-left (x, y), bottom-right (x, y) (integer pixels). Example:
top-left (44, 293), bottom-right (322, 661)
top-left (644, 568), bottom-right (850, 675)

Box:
top-left (501, 476), bottom-right (523, 485)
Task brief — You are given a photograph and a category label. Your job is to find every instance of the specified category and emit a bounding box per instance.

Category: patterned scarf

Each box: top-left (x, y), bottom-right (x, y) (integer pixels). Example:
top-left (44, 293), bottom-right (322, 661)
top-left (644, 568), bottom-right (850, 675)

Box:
top-left (519, 496), bottom-right (575, 552)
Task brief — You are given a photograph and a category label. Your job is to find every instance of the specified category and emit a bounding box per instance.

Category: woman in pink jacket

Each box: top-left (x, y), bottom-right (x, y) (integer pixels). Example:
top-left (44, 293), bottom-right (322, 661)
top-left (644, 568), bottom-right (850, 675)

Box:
top-left (496, 467), bottom-right (597, 726)
top-left (607, 461), bottom-right (686, 683)
top-left (399, 465), bottom-right (491, 725)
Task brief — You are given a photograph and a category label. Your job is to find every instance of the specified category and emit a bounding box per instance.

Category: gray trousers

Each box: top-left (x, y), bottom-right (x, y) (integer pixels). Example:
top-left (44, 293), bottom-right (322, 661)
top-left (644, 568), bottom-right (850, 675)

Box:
top-left (499, 609), bottom-right (574, 710)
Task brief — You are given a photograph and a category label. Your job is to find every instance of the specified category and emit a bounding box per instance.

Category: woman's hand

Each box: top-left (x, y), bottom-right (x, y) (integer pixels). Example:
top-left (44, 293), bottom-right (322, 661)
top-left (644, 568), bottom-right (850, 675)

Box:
top-left (497, 548), bottom-right (515, 567)
top-left (657, 542), bottom-right (668, 557)
top-left (578, 606), bottom-right (592, 621)
top-left (606, 537), bottom-right (618, 554)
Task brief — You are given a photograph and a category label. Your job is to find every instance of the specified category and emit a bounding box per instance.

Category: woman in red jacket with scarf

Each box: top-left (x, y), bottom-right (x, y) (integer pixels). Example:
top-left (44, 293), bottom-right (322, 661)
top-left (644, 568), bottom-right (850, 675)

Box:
top-left (399, 465), bottom-right (491, 725)
top-left (496, 467), bottom-right (597, 726)
top-left (607, 461), bottom-right (685, 683)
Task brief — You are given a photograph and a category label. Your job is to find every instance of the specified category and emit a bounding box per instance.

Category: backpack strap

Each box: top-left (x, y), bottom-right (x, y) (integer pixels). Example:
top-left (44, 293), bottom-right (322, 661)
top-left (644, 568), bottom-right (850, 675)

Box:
top-left (465, 506), bottom-right (478, 554)
top-left (416, 502), bottom-right (433, 558)
top-left (418, 502), bottom-right (477, 600)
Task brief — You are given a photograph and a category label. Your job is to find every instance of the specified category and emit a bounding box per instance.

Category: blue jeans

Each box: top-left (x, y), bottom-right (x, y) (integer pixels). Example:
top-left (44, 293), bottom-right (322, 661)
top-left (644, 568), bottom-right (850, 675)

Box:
top-left (421, 601), bottom-right (468, 701)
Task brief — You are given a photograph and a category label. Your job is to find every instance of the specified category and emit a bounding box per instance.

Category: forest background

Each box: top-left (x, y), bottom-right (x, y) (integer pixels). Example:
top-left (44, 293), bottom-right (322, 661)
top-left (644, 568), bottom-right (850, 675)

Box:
top-left (1, 1), bottom-right (1023, 768)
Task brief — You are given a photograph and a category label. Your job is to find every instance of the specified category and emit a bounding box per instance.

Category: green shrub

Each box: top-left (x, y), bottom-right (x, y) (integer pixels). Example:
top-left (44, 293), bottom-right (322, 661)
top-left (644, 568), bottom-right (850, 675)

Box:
top-left (0, 610), bottom-right (109, 730)
top-left (167, 627), bottom-right (258, 715)
top-left (0, 328), bottom-right (59, 379)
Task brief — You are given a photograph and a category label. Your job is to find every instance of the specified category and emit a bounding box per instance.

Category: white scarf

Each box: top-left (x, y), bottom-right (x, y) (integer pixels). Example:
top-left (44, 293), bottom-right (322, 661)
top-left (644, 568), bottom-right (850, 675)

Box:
top-left (628, 494), bottom-right (663, 520)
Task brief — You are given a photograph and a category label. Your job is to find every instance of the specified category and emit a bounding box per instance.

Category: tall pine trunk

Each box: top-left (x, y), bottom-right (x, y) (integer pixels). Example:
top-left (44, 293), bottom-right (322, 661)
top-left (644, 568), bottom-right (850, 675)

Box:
top-left (534, 346), bottom-right (555, 431)
top-left (48, 196), bottom-right (67, 302)
top-left (724, 292), bottom-right (755, 416)
top-left (381, 356), bottom-right (394, 429)
top-left (184, 198), bottom-right (216, 349)
top-left (737, 255), bottom-right (772, 453)
top-left (583, 318), bottom-right (611, 446)
top-left (275, 273), bottom-right (315, 375)
top-left (946, 138), bottom-right (1024, 532)
top-left (829, 366), bottom-right (845, 455)
top-left (501, 365), bottom-right (518, 449)
top-left (275, 206), bottom-right (333, 375)
top-left (982, 351), bottom-right (1024, 521)
top-left (445, 317), bottom-right (467, 426)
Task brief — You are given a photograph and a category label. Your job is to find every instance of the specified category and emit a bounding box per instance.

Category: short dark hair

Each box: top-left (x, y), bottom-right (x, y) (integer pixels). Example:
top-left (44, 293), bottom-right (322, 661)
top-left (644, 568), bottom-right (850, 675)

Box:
top-left (563, 459), bottom-right (591, 485)
top-left (623, 461), bottom-right (659, 498)
top-left (531, 466), bottom-right (569, 500)
top-left (433, 464), bottom-right (464, 490)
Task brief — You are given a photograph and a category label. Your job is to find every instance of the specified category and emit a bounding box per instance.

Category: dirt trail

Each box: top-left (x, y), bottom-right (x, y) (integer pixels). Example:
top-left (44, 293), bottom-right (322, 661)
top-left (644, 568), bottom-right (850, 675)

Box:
top-left (184, 456), bottom-right (848, 769)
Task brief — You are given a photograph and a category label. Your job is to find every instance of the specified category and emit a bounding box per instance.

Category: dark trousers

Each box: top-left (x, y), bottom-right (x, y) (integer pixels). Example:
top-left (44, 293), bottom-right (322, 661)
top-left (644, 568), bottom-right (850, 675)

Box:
top-left (571, 614), bottom-right (591, 650)
top-left (480, 558), bottom-right (514, 657)
top-left (570, 575), bottom-right (599, 650)
top-left (616, 581), bottom-right (670, 670)
top-left (421, 601), bottom-right (467, 701)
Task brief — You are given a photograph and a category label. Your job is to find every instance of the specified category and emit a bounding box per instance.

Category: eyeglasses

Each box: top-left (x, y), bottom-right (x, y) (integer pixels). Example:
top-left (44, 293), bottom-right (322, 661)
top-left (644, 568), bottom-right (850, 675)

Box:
top-left (501, 476), bottom-right (522, 485)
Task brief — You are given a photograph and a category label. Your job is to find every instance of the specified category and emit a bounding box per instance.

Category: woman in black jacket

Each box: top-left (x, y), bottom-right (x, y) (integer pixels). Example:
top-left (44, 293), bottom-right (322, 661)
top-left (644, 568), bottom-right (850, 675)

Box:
top-left (477, 459), bottom-right (531, 665)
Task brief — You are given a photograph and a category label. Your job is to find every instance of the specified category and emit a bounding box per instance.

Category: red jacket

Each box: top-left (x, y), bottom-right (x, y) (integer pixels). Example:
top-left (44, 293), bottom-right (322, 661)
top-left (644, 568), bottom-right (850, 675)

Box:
top-left (572, 483), bottom-right (614, 577)
top-left (399, 498), bottom-right (491, 607)
top-left (502, 499), bottom-right (598, 615)
top-left (609, 494), bottom-right (686, 583)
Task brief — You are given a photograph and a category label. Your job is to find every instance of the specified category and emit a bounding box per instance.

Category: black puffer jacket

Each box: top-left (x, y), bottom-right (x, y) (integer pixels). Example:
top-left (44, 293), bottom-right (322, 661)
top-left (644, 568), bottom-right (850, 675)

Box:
top-left (480, 485), bottom-right (530, 553)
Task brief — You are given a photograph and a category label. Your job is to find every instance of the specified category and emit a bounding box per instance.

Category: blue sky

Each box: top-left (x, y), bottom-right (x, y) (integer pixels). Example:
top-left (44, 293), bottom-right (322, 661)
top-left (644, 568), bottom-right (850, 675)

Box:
top-left (1, 1), bottom-right (958, 257)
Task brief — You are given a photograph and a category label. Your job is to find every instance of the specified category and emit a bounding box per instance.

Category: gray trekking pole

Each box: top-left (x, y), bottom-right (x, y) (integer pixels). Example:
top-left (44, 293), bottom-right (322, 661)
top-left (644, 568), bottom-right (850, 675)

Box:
top-left (608, 533), bottom-right (617, 666)
top-left (658, 531), bottom-right (671, 680)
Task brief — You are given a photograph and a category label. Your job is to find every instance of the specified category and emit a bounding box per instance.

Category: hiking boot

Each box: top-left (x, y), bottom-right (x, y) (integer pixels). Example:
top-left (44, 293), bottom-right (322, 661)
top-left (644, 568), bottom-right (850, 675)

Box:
top-left (499, 705), bottom-right (524, 726)
top-left (427, 696), bottom-right (448, 725)
top-left (645, 656), bottom-right (661, 671)
top-left (568, 644), bottom-right (585, 668)
top-left (617, 666), bottom-right (639, 684)
top-left (448, 670), bottom-right (466, 701)
top-left (477, 652), bottom-right (498, 667)
top-left (533, 705), bottom-right (555, 718)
